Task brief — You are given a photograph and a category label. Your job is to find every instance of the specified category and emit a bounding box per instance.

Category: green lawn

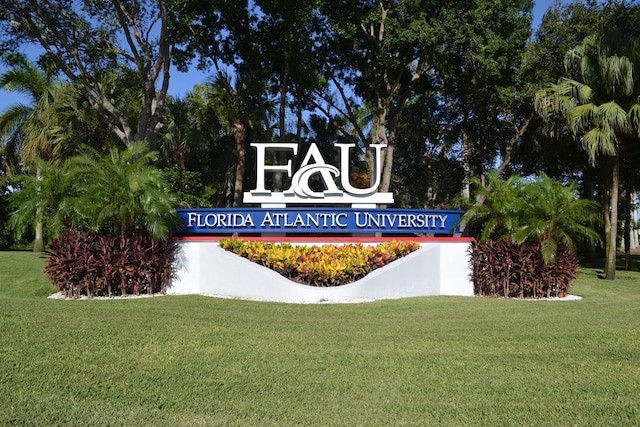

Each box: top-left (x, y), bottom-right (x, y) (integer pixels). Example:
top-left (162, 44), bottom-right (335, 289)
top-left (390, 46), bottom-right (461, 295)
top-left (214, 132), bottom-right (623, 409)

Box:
top-left (1, 251), bottom-right (639, 426)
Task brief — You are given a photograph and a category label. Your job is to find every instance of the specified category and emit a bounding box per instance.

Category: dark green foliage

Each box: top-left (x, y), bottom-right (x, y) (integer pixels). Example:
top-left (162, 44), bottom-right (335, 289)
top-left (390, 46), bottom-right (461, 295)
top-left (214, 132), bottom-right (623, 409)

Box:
top-left (463, 173), bottom-right (601, 263)
top-left (392, 105), bottom-right (466, 208)
top-left (465, 173), bottom-right (595, 298)
top-left (44, 229), bottom-right (177, 298)
top-left (77, 143), bottom-right (179, 240)
top-left (161, 165), bottom-right (217, 208)
top-left (0, 178), bottom-right (16, 248)
top-left (9, 158), bottom-right (84, 244)
top-left (470, 239), bottom-right (579, 299)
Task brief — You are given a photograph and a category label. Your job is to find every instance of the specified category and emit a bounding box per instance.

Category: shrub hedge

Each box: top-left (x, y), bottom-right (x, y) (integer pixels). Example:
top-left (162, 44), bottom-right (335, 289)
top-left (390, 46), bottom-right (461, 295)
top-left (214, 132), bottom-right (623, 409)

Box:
top-left (470, 239), bottom-right (579, 298)
top-left (45, 229), bottom-right (177, 298)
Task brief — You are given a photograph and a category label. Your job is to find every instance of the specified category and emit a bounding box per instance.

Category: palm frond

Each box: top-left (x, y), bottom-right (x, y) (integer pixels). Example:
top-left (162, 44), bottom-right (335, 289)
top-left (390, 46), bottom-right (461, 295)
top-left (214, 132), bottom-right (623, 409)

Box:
top-left (558, 79), bottom-right (593, 105)
top-left (601, 55), bottom-right (634, 96)
top-left (596, 101), bottom-right (630, 134)
top-left (567, 103), bottom-right (595, 133)
top-left (76, 142), bottom-right (178, 240)
top-left (541, 237), bottom-right (558, 265)
top-left (580, 128), bottom-right (617, 164)
top-left (629, 103), bottom-right (640, 133)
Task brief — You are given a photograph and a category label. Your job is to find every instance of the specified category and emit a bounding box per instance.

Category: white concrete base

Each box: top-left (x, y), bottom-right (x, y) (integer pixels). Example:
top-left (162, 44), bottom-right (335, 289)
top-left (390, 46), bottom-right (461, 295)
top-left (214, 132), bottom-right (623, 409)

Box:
top-left (169, 239), bottom-right (474, 303)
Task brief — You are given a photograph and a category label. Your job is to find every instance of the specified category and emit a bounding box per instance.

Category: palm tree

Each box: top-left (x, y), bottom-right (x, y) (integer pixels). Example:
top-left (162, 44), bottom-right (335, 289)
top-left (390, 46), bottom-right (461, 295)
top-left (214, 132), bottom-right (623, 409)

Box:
top-left (159, 97), bottom-right (191, 171)
top-left (9, 158), bottom-right (84, 243)
top-left (511, 174), bottom-right (601, 264)
top-left (182, 83), bottom-right (232, 206)
top-left (0, 54), bottom-right (62, 251)
top-left (535, 31), bottom-right (640, 279)
top-left (460, 171), bottom-right (524, 242)
top-left (10, 142), bottom-right (179, 281)
top-left (462, 172), bottom-right (602, 265)
top-left (205, 72), bottom-right (272, 207)
top-left (0, 55), bottom-right (62, 167)
top-left (77, 143), bottom-right (178, 241)
top-left (180, 74), bottom-right (273, 207)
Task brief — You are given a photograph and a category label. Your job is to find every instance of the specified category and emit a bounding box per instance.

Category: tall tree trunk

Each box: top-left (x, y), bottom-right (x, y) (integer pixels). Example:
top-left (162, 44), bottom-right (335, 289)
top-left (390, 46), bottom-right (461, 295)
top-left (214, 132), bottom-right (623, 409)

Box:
top-left (376, 99), bottom-right (401, 202)
top-left (604, 155), bottom-right (619, 280)
top-left (460, 126), bottom-right (472, 201)
top-left (632, 192), bottom-right (639, 249)
top-left (583, 174), bottom-right (598, 262)
top-left (33, 215), bottom-right (44, 253)
top-left (379, 142), bottom-right (394, 195)
top-left (378, 80), bottom-right (412, 197)
top-left (457, 115), bottom-right (531, 234)
top-left (273, 52), bottom-right (291, 193)
top-left (375, 110), bottom-right (393, 208)
top-left (233, 119), bottom-right (246, 207)
top-left (624, 180), bottom-right (632, 270)
top-left (296, 84), bottom-right (303, 141)
top-left (33, 168), bottom-right (44, 252)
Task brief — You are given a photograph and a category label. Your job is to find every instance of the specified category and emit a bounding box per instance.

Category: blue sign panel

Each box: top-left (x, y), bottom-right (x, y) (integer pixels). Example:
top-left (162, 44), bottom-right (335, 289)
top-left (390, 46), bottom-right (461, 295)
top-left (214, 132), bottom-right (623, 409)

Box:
top-left (176, 208), bottom-right (462, 235)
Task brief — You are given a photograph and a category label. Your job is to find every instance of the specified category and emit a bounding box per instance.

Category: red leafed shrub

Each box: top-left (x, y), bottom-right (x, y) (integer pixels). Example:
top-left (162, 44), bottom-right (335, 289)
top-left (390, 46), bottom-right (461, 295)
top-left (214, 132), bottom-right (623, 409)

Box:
top-left (45, 229), bottom-right (177, 298)
top-left (470, 239), bottom-right (579, 298)
top-left (219, 238), bottom-right (421, 287)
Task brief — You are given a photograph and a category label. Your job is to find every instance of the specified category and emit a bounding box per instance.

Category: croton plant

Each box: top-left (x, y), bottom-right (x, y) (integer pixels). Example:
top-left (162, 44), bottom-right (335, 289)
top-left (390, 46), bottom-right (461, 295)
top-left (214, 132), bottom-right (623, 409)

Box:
top-left (218, 238), bottom-right (421, 287)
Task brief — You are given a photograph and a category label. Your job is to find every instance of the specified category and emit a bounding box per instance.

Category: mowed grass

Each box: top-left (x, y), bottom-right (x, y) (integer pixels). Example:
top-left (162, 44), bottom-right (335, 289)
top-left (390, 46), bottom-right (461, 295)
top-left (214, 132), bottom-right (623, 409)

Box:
top-left (1, 252), bottom-right (639, 426)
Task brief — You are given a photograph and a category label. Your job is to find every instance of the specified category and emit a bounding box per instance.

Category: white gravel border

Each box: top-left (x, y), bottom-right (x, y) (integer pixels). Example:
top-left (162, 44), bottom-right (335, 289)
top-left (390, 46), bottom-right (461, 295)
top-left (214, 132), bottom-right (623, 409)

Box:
top-left (47, 291), bottom-right (582, 303)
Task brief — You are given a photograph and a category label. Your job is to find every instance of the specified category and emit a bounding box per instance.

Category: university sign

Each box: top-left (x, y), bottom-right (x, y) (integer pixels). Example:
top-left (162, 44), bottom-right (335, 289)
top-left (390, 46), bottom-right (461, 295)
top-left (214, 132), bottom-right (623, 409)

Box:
top-left (176, 208), bottom-right (462, 235)
top-left (175, 141), bottom-right (462, 235)
top-left (170, 141), bottom-right (474, 302)
top-left (244, 142), bottom-right (393, 206)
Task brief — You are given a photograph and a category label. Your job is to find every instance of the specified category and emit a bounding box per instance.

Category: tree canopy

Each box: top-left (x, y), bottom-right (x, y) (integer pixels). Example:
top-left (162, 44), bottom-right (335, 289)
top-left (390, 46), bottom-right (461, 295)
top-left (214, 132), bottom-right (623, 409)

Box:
top-left (0, 0), bottom-right (172, 150)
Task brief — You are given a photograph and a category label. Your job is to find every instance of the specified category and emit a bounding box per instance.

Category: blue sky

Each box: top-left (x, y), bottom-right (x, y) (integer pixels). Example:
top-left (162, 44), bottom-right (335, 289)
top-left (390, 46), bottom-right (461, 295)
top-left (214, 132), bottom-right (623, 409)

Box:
top-left (0, 0), bottom-right (557, 114)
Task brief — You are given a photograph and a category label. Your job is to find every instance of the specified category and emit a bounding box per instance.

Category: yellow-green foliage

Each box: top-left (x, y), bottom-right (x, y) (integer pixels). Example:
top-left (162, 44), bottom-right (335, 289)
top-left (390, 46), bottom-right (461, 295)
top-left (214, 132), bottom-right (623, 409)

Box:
top-left (218, 238), bottom-right (421, 287)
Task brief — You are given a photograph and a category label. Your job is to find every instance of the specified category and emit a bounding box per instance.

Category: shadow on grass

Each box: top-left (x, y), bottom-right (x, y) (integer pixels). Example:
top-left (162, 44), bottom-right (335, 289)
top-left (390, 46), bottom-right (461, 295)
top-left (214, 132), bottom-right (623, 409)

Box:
top-left (579, 250), bottom-right (640, 279)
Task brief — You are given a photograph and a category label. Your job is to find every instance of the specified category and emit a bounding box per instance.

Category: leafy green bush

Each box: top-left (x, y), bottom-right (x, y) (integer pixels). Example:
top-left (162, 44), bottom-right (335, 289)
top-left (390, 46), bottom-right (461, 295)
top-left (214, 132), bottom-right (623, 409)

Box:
top-left (463, 173), bottom-right (597, 298)
top-left (45, 229), bottom-right (177, 298)
top-left (10, 143), bottom-right (179, 248)
top-left (462, 172), bottom-right (600, 263)
top-left (219, 238), bottom-right (420, 287)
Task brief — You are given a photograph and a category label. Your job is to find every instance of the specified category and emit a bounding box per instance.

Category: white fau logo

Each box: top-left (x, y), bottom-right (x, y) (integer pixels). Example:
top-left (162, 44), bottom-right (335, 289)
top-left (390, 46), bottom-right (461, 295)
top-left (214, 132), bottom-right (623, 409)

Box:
top-left (244, 142), bottom-right (394, 207)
